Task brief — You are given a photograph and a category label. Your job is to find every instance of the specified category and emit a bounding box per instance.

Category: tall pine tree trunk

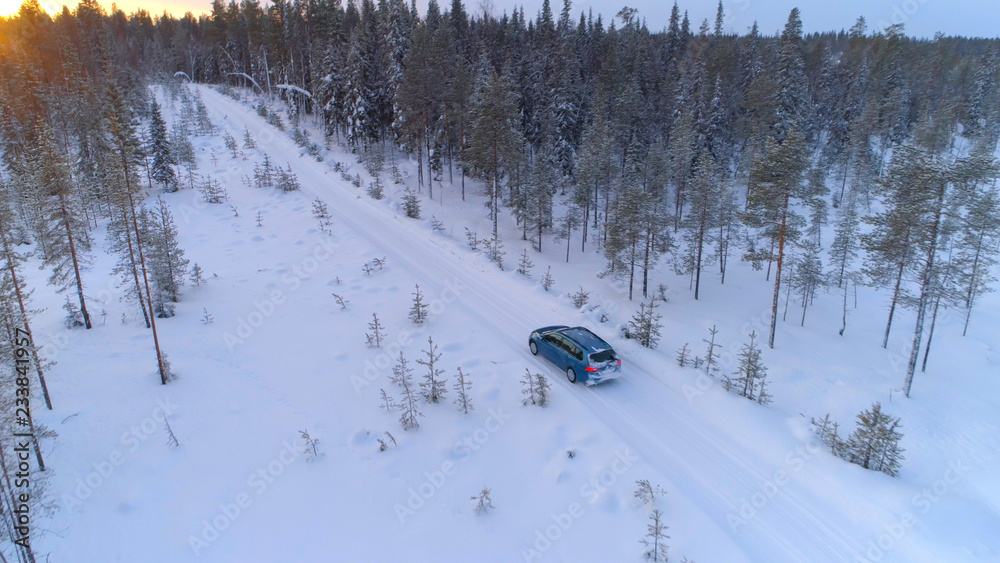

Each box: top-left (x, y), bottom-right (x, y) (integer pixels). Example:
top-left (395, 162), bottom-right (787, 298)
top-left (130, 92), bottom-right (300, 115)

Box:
top-left (769, 197), bottom-right (790, 349)
top-left (121, 208), bottom-right (151, 329)
top-left (904, 182), bottom-right (946, 397)
top-left (882, 260), bottom-right (905, 348)
top-left (59, 194), bottom-right (91, 329)
top-left (921, 295), bottom-right (941, 373)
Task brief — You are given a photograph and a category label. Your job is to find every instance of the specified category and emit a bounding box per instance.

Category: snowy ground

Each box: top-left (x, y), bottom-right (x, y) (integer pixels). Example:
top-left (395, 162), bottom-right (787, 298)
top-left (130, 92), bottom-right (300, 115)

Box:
top-left (28, 84), bottom-right (1000, 562)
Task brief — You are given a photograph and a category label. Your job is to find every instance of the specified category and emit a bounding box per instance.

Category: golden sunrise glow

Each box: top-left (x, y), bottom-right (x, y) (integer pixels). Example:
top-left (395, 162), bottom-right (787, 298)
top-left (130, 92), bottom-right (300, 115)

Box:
top-left (1, 0), bottom-right (211, 19)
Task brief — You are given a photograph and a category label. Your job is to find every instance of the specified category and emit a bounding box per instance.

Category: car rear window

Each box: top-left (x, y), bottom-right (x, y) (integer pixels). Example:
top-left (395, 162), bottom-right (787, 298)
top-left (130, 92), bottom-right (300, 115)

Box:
top-left (590, 350), bottom-right (616, 363)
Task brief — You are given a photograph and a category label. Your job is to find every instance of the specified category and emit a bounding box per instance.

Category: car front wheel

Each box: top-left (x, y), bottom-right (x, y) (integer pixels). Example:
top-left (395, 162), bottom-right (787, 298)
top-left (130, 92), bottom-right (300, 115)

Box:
top-left (529, 340), bottom-right (538, 355)
top-left (566, 367), bottom-right (577, 384)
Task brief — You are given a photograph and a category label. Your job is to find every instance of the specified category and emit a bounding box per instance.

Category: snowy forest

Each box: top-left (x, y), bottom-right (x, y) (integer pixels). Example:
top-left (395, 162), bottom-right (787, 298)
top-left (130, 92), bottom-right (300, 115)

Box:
top-left (0, 0), bottom-right (999, 560)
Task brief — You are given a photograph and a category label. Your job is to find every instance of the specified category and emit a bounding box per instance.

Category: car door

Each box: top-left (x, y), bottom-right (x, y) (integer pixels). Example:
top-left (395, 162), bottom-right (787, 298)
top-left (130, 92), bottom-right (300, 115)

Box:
top-left (540, 333), bottom-right (562, 363)
top-left (550, 334), bottom-right (579, 370)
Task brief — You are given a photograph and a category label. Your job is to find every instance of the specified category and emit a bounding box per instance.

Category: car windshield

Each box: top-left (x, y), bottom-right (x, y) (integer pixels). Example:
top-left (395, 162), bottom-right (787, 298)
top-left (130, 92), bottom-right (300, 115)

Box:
top-left (590, 349), bottom-right (616, 363)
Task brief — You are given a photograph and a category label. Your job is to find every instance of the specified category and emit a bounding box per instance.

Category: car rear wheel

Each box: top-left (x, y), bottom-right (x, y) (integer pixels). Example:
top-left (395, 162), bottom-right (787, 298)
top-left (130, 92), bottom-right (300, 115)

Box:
top-left (566, 367), bottom-right (577, 384)
top-left (529, 340), bottom-right (538, 355)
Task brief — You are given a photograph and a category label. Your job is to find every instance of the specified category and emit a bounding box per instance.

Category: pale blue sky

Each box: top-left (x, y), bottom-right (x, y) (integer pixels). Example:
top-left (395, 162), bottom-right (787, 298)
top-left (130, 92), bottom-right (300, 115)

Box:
top-left (458, 0), bottom-right (1000, 38)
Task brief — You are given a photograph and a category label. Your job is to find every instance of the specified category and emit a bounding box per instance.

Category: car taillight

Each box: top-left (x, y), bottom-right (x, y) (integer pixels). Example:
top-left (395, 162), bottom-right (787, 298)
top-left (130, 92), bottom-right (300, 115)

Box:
top-left (617, 360), bottom-right (621, 365)
top-left (585, 366), bottom-right (598, 372)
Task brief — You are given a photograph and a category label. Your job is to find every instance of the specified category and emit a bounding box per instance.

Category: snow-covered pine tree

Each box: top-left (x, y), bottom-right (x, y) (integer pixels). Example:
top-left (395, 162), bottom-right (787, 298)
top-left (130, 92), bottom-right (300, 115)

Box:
top-left (402, 187), bottom-right (421, 219)
top-left (520, 368), bottom-right (538, 405)
top-left (242, 126), bottom-right (256, 149)
top-left (742, 130), bottom-right (808, 349)
top-left (148, 99), bottom-right (178, 191)
top-left (534, 372), bottom-right (551, 407)
top-left (676, 343), bottom-right (690, 367)
top-left (312, 198), bottom-right (331, 230)
top-left (845, 402), bottom-right (905, 477)
top-left (409, 284), bottom-right (428, 324)
top-left (541, 266), bottom-right (554, 291)
top-left (723, 331), bottom-right (772, 404)
top-left (224, 131), bottom-right (241, 158)
top-left (106, 84), bottom-right (170, 384)
top-left (366, 313), bottom-right (386, 348)
top-left (416, 336), bottom-right (447, 403)
top-left (0, 193), bottom-right (53, 409)
top-left (795, 244), bottom-right (823, 327)
top-left (571, 287), bottom-right (589, 309)
top-left (453, 367), bottom-right (474, 414)
top-left (190, 263), bottom-right (205, 286)
top-left (394, 352), bottom-right (423, 430)
top-left (147, 196), bottom-right (189, 307)
top-left (276, 165), bottom-right (301, 192)
top-left (956, 180), bottom-right (1000, 336)
top-left (703, 325), bottom-right (721, 374)
top-left (516, 248), bottom-right (534, 277)
top-left (681, 155), bottom-right (719, 300)
top-left (629, 299), bottom-right (663, 349)
top-left (486, 232), bottom-right (505, 269)
top-left (466, 61), bottom-right (525, 238)
top-left (640, 508), bottom-right (670, 562)
top-left (472, 487), bottom-right (494, 515)
top-left (31, 122), bottom-right (93, 329)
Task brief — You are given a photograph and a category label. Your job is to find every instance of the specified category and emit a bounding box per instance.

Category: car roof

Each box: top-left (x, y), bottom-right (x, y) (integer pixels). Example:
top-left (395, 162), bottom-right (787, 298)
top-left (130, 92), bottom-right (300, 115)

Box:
top-left (559, 327), bottom-right (611, 352)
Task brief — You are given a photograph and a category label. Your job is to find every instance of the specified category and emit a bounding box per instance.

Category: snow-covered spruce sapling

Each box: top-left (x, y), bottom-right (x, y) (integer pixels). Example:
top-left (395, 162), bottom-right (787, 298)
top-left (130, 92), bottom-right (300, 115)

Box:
top-left (722, 331), bottom-right (772, 405)
top-left (487, 233), bottom-right (505, 270)
top-left (372, 257), bottom-right (387, 270)
top-left (242, 126), bottom-right (256, 149)
top-left (453, 368), bottom-right (474, 414)
top-left (163, 414), bottom-right (179, 447)
top-left (190, 263), bottom-right (205, 286)
top-left (394, 353), bottom-right (423, 431)
top-left (640, 508), bottom-right (670, 562)
top-left (566, 450), bottom-right (576, 459)
top-left (634, 479), bottom-right (666, 506)
top-left (430, 216), bottom-right (445, 231)
top-left (535, 373), bottom-right (551, 407)
top-left (200, 308), bottom-right (213, 324)
top-left (692, 356), bottom-right (703, 370)
top-left (521, 369), bottom-right (550, 407)
top-left (362, 262), bottom-right (374, 276)
top-left (571, 287), bottom-right (590, 309)
top-left (277, 165), bottom-right (301, 192)
top-left (810, 414), bottom-right (845, 457)
top-left (517, 248), bottom-right (534, 277)
top-left (312, 198), bottom-right (331, 230)
top-left (223, 131), bottom-right (239, 158)
top-left (63, 295), bottom-right (84, 328)
top-left (630, 300), bottom-right (663, 349)
top-left (255, 211), bottom-right (263, 227)
top-left (384, 431), bottom-right (397, 447)
top-left (332, 293), bottom-right (349, 311)
top-left (541, 266), bottom-right (554, 291)
top-left (366, 313), bottom-right (386, 348)
top-left (230, 204), bottom-right (239, 218)
top-left (845, 402), bottom-right (905, 477)
top-left (300, 430), bottom-right (323, 462)
top-left (417, 337), bottom-right (447, 403)
top-left (409, 284), bottom-right (428, 324)
top-left (367, 180), bottom-right (384, 200)
top-left (676, 343), bottom-right (690, 367)
top-left (379, 388), bottom-right (395, 412)
top-left (465, 228), bottom-right (480, 251)
top-left (472, 487), bottom-right (494, 515)
top-left (703, 325), bottom-right (721, 374)
top-left (402, 187), bottom-right (421, 219)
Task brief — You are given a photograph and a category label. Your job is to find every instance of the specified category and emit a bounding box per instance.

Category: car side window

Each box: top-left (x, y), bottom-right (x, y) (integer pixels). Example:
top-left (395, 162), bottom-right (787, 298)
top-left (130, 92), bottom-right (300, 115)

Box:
top-left (556, 335), bottom-right (583, 360)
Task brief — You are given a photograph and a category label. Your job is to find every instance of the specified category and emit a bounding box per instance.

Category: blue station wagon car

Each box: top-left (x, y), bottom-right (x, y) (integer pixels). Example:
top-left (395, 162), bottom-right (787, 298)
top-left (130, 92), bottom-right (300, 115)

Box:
top-left (529, 326), bottom-right (622, 385)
